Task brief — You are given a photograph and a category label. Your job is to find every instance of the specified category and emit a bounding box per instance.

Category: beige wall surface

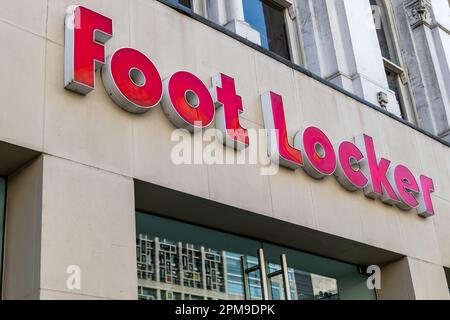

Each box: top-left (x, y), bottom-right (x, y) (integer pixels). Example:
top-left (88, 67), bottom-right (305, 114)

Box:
top-left (0, 0), bottom-right (450, 299)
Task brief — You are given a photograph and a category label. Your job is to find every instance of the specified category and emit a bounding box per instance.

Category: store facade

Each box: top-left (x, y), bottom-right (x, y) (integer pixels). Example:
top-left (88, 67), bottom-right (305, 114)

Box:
top-left (0, 0), bottom-right (449, 300)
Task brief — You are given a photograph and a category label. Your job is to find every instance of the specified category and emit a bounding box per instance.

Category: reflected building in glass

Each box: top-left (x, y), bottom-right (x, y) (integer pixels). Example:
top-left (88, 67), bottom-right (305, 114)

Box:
top-left (136, 234), bottom-right (339, 301)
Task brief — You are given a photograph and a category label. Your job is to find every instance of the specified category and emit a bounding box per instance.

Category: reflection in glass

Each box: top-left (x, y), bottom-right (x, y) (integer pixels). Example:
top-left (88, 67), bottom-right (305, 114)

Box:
top-left (243, 0), bottom-right (291, 60)
top-left (136, 212), bottom-right (375, 300)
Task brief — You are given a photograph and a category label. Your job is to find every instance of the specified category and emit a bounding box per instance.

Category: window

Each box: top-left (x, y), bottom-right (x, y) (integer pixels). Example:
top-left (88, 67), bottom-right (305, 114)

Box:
top-left (169, 0), bottom-right (192, 10)
top-left (243, 0), bottom-right (291, 60)
top-left (371, 0), bottom-right (409, 119)
top-left (0, 177), bottom-right (5, 295)
top-left (135, 212), bottom-right (377, 300)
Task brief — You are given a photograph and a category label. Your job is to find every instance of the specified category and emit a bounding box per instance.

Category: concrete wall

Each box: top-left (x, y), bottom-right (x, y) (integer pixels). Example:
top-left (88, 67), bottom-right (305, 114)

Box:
top-left (0, 0), bottom-right (449, 299)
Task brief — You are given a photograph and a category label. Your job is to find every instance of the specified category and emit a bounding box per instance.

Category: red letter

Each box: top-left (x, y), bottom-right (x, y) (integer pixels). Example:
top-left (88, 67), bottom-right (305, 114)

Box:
top-left (334, 141), bottom-right (368, 191)
top-left (355, 134), bottom-right (399, 204)
top-left (295, 127), bottom-right (337, 179)
top-left (261, 92), bottom-right (302, 170)
top-left (211, 73), bottom-right (249, 150)
top-left (65, 6), bottom-right (113, 95)
top-left (161, 71), bottom-right (215, 132)
top-left (392, 165), bottom-right (420, 210)
top-left (417, 175), bottom-right (435, 217)
top-left (102, 48), bottom-right (163, 114)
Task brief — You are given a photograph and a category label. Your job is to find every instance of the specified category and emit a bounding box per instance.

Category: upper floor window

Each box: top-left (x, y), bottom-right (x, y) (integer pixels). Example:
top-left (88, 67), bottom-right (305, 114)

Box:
top-left (204, 0), bottom-right (295, 61)
top-left (371, 0), bottom-right (398, 64)
top-left (169, 0), bottom-right (192, 10)
top-left (242, 0), bottom-right (291, 60)
top-left (371, 0), bottom-right (409, 120)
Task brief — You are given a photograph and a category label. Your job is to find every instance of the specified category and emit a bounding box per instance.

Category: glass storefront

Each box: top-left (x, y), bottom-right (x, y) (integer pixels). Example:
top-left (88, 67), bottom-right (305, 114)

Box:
top-left (0, 177), bottom-right (5, 294)
top-left (136, 212), bottom-right (376, 300)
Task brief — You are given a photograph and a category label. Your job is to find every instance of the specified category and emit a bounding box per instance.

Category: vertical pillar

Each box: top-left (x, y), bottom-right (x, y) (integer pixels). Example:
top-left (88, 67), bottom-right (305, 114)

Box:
top-left (297, 0), bottom-right (402, 115)
top-left (226, 0), bottom-right (245, 21)
top-left (2, 157), bottom-right (43, 300)
top-left (3, 155), bottom-right (138, 300)
top-left (392, 0), bottom-right (450, 141)
top-left (378, 257), bottom-right (450, 300)
top-left (207, 0), bottom-right (261, 45)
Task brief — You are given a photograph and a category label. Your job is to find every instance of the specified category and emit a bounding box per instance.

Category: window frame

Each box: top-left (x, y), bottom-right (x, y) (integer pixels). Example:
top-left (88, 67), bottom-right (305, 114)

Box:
top-left (170, 0), bottom-right (193, 10)
top-left (192, 0), bottom-right (302, 64)
top-left (372, 0), bottom-right (417, 122)
top-left (243, 0), bottom-right (292, 61)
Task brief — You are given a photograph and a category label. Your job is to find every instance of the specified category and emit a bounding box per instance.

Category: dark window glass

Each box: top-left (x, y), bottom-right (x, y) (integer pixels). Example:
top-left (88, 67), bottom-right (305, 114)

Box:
top-left (243, 0), bottom-right (291, 60)
top-left (169, 0), bottom-right (192, 9)
top-left (370, 0), bottom-right (397, 63)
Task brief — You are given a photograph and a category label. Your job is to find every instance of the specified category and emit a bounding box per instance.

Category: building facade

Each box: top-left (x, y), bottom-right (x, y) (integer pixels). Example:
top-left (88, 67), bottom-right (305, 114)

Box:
top-left (0, 0), bottom-right (450, 300)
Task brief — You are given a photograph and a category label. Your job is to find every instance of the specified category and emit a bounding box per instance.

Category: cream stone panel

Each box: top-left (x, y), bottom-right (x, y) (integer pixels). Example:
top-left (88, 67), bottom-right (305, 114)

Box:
top-left (408, 257), bottom-right (450, 300)
top-left (0, 21), bottom-right (45, 150)
top-left (359, 199), bottom-right (406, 255)
top-left (206, 120), bottom-right (273, 216)
top-left (268, 168), bottom-right (316, 229)
top-left (397, 210), bottom-right (442, 265)
top-left (132, 107), bottom-right (210, 199)
top-left (193, 31), bottom-right (262, 126)
top-left (309, 177), bottom-right (365, 243)
top-left (0, 0), bottom-right (47, 36)
top-left (414, 131), bottom-right (450, 203)
top-left (356, 107), bottom-right (390, 156)
top-left (436, 142), bottom-right (450, 203)
top-left (433, 197), bottom-right (450, 268)
top-left (295, 74), bottom-right (345, 143)
top-left (40, 155), bottom-right (137, 300)
top-left (377, 116), bottom-right (422, 174)
top-left (254, 53), bottom-right (300, 138)
top-left (2, 157), bottom-right (43, 300)
top-left (335, 94), bottom-right (364, 140)
top-left (379, 257), bottom-right (450, 300)
top-left (44, 42), bottom-right (134, 176)
top-left (379, 257), bottom-right (415, 300)
top-left (46, 0), bottom-right (130, 52)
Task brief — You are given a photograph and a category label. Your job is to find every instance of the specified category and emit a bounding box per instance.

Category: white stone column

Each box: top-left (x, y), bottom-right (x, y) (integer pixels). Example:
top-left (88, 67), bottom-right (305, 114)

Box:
top-left (226, 0), bottom-right (245, 21)
top-left (207, 0), bottom-right (261, 45)
top-left (297, 0), bottom-right (402, 116)
top-left (392, 0), bottom-right (450, 141)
